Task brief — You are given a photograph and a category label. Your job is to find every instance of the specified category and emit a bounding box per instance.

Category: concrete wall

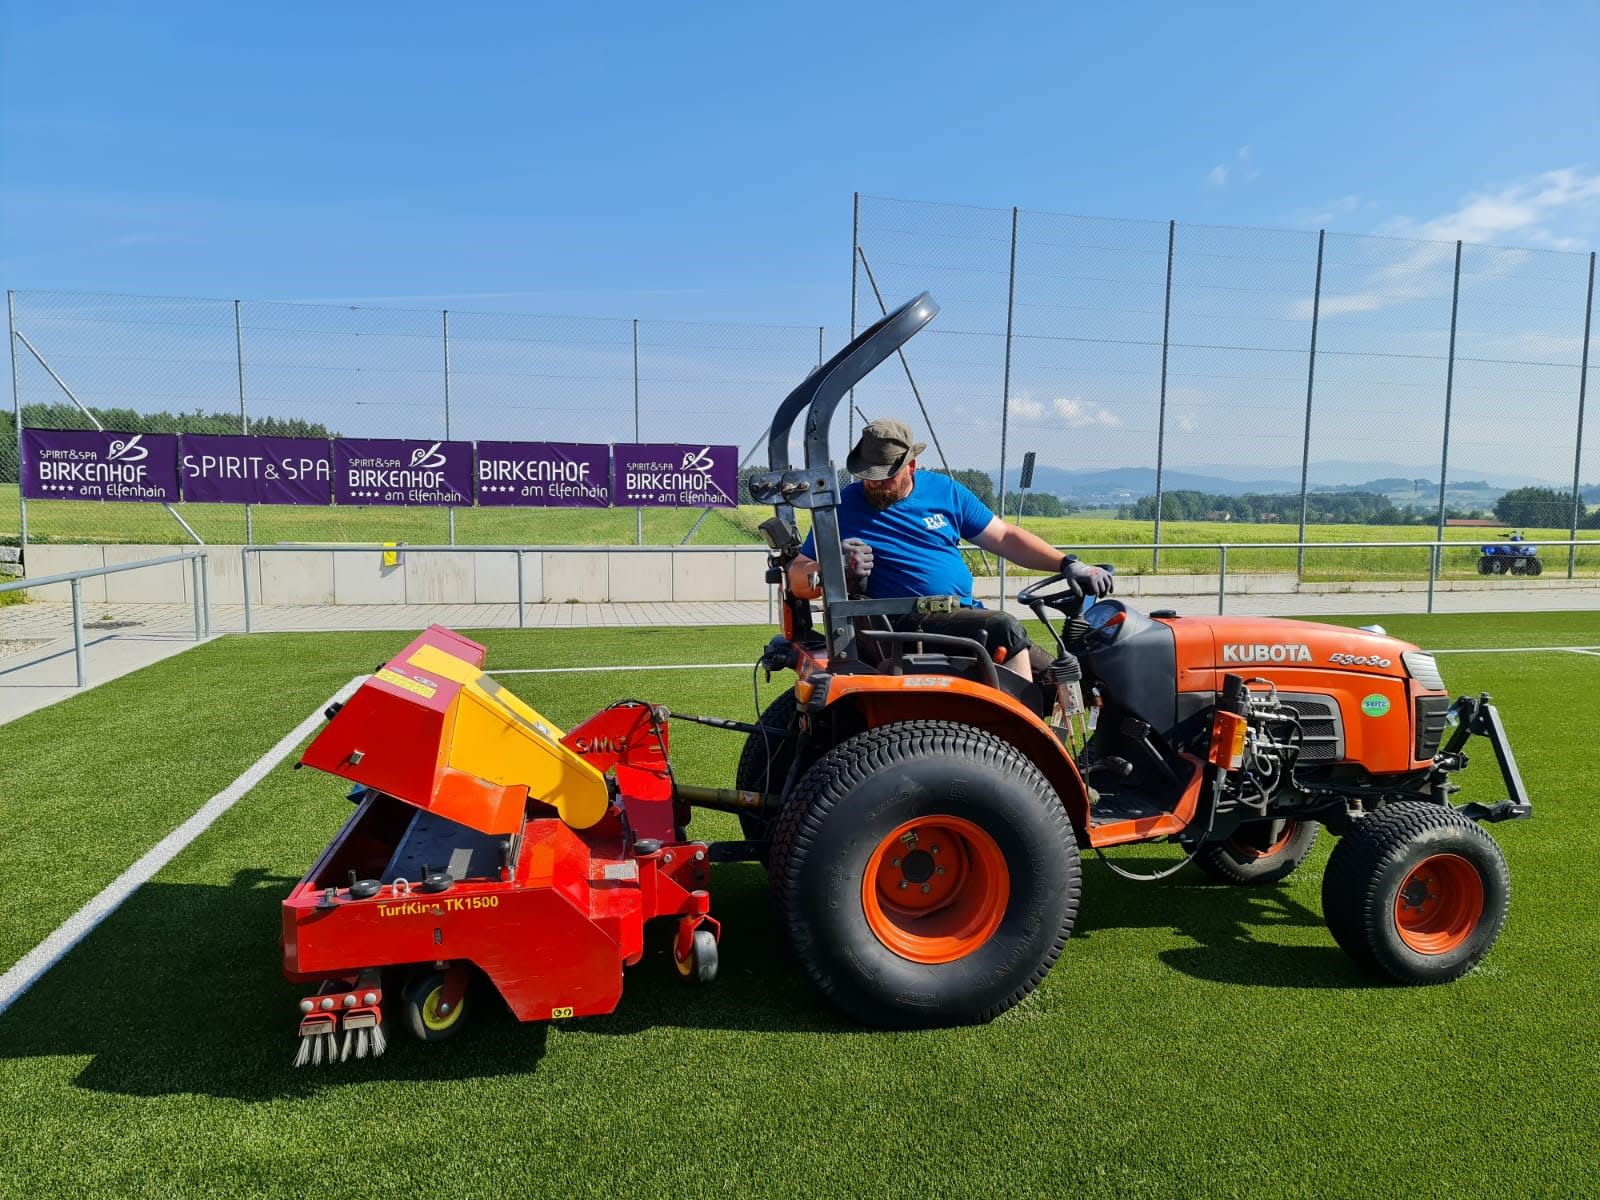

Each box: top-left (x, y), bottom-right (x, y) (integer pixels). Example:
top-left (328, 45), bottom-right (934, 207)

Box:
top-left (16, 544), bottom-right (775, 604)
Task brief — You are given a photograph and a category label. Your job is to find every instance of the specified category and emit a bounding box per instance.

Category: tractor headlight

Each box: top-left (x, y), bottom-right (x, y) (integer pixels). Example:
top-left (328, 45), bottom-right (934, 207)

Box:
top-left (1402, 651), bottom-right (1444, 691)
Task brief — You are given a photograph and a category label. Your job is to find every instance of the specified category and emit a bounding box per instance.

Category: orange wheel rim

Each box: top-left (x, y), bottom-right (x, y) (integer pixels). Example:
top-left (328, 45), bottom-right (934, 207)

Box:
top-left (1229, 821), bottom-right (1298, 860)
top-left (1394, 854), bottom-right (1484, 954)
top-left (861, 817), bottom-right (1009, 964)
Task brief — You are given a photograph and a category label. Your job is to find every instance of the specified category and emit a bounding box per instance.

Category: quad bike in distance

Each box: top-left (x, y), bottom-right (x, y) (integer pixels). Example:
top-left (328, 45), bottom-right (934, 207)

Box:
top-left (1478, 531), bottom-right (1543, 576)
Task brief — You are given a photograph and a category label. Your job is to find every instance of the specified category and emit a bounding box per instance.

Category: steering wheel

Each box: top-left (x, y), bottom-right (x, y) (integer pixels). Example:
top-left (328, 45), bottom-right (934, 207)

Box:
top-left (1015, 571), bottom-right (1087, 617)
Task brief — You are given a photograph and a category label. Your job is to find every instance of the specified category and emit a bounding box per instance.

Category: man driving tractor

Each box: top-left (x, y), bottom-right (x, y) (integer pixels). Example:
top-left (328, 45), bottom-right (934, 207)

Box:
top-left (786, 417), bottom-right (1113, 680)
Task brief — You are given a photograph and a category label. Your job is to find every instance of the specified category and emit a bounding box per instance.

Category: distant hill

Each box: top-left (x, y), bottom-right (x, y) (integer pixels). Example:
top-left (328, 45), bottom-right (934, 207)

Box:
top-left (1000, 461), bottom-right (1586, 512)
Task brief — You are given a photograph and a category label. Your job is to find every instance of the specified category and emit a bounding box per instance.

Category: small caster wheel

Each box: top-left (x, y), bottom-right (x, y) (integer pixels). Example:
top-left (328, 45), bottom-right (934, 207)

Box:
top-left (675, 928), bottom-right (718, 984)
top-left (402, 969), bottom-right (467, 1043)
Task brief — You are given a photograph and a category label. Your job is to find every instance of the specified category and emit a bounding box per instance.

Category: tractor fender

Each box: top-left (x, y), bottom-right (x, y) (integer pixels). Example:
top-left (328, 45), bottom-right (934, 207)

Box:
top-left (812, 675), bottom-right (1093, 834)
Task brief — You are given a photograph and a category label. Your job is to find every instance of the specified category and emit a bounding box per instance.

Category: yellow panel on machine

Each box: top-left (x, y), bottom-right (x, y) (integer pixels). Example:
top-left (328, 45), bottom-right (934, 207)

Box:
top-left (300, 625), bottom-right (610, 833)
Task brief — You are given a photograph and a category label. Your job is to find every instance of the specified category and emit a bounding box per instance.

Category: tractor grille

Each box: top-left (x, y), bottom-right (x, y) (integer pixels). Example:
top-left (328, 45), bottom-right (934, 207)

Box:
top-left (1277, 694), bottom-right (1344, 762)
top-left (1415, 695), bottom-right (1453, 761)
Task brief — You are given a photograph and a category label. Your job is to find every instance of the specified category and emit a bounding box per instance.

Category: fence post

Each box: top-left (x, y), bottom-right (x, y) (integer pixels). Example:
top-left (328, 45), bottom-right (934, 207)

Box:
top-left (516, 549), bottom-right (526, 628)
top-left (1427, 543), bottom-right (1438, 614)
top-left (633, 318), bottom-right (642, 547)
top-left (235, 299), bottom-right (252, 546)
top-left (71, 577), bottom-right (86, 686)
top-left (1570, 251), bottom-right (1595, 579)
top-left (1154, 220), bottom-right (1176, 572)
top-left (998, 206), bottom-right (1019, 612)
top-left (1217, 544), bottom-right (1227, 615)
top-left (242, 546), bottom-right (254, 634)
top-left (443, 309), bottom-right (455, 547)
top-left (1297, 230), bottom-right (1325, 579)
top-left (200, 550), bottom-right (211, 637)
top-left (1435, 241), bottom-right (1463, 554)
top-left (10, 292), bottom-right (28, 547)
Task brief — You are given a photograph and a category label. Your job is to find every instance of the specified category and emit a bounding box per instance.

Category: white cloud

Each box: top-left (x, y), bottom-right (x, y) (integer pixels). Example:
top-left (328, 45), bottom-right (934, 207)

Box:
top-left (1007, 394), bottom-right (1045, 420)
top-left (1293, 168), bottom-right (1599, 319)
top-left (1379, 167), bottom-right (1600, 250)
top-left (1209, 146), bottom-right (1257, 188)
top-left (1176, 414), bottom-right (1199, 433)
top-left (1053, 395), bottom-right (1122, 428)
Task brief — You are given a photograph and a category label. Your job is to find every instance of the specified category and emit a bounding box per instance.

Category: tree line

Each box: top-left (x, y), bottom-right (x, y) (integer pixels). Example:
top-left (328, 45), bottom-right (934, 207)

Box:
top-left (1127, 486), bottom-right (1597, 529)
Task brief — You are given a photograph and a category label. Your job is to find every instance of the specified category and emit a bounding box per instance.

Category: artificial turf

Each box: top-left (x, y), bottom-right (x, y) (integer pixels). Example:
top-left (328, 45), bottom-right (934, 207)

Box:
top-left (2, 616), bottom-right (1597, 1198)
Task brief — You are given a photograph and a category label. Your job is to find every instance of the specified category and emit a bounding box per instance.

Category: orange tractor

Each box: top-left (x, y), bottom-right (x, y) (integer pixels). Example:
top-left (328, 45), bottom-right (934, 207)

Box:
top-left (737, 292), bottom-right (1531, 1026)
top-left (282, 292), bottom-right (1531, 1057)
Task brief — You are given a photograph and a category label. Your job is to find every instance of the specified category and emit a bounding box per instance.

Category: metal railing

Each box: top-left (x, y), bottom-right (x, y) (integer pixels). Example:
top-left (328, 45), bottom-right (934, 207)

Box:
top-left (995, 538), bottom-right (1600, 615)
top-left (239, 543), bottom-right (775, 632)
top-left (0, 550), bottom-right (211, 685)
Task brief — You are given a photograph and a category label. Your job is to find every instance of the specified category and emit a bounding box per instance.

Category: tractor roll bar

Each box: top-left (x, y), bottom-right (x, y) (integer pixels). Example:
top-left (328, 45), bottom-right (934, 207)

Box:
top-left (763, 291), bottom-right (939, 473)
top-left (748, 291), bottom-right (940, 668)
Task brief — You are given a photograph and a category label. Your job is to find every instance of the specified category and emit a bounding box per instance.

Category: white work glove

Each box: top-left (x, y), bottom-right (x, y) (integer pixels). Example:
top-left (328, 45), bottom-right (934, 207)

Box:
top-left (1060, 555), bottom-right (1113, 598)
top-left (842, 538), bottom-right (874, 592)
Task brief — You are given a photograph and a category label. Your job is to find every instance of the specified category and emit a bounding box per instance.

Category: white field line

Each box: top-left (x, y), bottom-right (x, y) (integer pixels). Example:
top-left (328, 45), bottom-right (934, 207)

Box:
top-left (1429, 645), bottom-right (1600, 655)
top-left (0, 675), bottom-right (367, 1017)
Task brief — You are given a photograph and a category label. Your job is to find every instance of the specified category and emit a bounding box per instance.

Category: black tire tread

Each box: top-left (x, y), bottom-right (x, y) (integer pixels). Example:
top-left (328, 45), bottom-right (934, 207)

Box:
top-left (769, 719), bottom-right (1080, 1026)
top-left (735, 690), bottom-right (802, 845)
top-left (1321, 800), bottom-right (1510, 983)
top-left (1195, 820), bottom-right (1320, 886)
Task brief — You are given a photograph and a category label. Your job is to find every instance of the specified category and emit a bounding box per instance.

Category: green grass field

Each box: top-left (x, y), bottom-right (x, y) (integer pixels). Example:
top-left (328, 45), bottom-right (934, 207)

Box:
top-left (4, 482), bottom-right (1598, 581)
top-left (2, 616), bottom-right (1597, 1197)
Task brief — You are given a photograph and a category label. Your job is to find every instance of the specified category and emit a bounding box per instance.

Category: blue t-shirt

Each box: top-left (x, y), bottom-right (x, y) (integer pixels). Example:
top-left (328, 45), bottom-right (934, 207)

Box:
top-left (800, 472), bottom-right (995, 604)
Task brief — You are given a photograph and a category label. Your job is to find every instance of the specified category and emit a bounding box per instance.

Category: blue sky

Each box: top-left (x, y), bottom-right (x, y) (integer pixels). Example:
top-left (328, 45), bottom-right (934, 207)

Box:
top-left (3, 0), bottom-right (1596, 330)
top-left (2, 2), bottom-right (1597, 486)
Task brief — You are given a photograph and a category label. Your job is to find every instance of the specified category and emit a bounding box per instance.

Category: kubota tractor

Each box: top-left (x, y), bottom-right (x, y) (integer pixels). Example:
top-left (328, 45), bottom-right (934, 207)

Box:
top-left (281, 292), bottom-right (1533, 1058)
top-left (740, 292), bottom-right (1532, 1027)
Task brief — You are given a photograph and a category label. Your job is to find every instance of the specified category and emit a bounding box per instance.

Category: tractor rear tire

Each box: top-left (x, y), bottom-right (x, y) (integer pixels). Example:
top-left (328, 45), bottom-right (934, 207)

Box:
top-left (735, 689), bottom-right (802, 850)
top-left (1195, 819), bottom-right (1320, 885)
top-left (769, 720), bottom-right (1081, 1028)
top-left (1477, 557), bottom-right (1493, 575)
top-left (1529, 557), bottom-right (1543, 576)
top-left (1321, 801), bottom-right (1509, 985)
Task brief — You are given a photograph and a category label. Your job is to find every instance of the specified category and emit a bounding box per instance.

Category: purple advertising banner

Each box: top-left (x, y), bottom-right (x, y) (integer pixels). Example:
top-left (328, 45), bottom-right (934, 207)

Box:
top-left (476, 441), bottom-right (610, 507)
top-left (613, 443), bottom-right (739, 507)
top-left (333, 438), bottom-right (474, 507)
top-left (21, 429), bottom-right (181, 503)
top-left (180, 434), bottom-right (333, 504)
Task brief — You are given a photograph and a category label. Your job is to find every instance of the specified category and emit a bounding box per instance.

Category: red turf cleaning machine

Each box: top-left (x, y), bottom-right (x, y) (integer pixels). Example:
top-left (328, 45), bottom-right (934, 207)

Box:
top-left (283, 625), bottom-right (750, 1065)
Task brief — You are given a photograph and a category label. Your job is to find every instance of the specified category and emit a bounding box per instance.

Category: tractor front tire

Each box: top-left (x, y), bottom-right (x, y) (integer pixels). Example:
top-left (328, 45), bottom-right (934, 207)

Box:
top-left (1476, 556), bottom-right (1493, 575)
top-left (769, 720), bottom-right (1081, 1028)
top-left (1321, 801), bottom-right (1509, 985)
top-left (1195, 819), bottom-right (1320, 885)
top-left (735, 689), bottom-right (802, 850)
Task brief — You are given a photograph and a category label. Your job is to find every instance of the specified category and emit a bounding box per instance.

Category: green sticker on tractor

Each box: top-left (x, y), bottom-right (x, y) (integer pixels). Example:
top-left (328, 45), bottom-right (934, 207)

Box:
top-left (1361, 694), bottom-right (1391, 718)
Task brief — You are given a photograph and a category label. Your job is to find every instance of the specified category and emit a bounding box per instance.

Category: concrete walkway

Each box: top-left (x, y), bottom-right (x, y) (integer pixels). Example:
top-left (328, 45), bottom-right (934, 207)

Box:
top-left (4, 583), bottom-right (1597, 727)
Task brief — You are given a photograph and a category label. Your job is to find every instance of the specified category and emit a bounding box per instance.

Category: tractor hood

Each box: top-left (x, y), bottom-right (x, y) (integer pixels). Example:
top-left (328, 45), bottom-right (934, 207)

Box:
top-left (1165, 615), bottom-right (1420, 684)
top-left (299, 625), bottom-right (611, 834)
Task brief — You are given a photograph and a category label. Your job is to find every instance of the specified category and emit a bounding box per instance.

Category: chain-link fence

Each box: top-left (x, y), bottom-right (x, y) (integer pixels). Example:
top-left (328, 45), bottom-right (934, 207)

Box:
top-left (5, 197), bottom-right (1597, 574)
top-left (852, 195), bottom-right (1599, 578)
top-left (3, 291), bottom-right (822, 546)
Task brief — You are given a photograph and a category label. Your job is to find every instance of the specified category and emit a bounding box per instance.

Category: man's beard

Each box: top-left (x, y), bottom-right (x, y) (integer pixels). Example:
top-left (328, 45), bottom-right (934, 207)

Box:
top-left (863, 476), bottom-right (913, 510)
